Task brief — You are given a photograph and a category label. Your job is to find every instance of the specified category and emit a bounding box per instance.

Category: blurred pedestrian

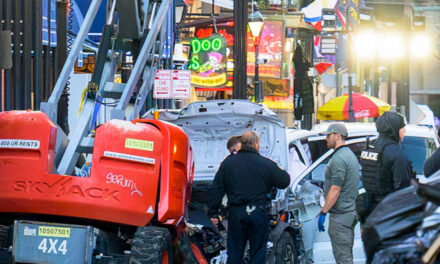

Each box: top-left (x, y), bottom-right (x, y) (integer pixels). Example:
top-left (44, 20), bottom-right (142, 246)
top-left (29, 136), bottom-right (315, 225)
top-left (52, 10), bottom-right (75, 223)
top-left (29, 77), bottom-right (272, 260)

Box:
top-left (208, 131), bottom-right (290, 264)
top-left (319, 123), bottom-right (360, 264)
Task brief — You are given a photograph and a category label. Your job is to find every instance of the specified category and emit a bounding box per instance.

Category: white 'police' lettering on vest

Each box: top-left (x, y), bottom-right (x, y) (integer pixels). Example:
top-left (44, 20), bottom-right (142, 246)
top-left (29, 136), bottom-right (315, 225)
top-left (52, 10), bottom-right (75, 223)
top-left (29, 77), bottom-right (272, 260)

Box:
top-left (361, 150), bottom-right (378, 161)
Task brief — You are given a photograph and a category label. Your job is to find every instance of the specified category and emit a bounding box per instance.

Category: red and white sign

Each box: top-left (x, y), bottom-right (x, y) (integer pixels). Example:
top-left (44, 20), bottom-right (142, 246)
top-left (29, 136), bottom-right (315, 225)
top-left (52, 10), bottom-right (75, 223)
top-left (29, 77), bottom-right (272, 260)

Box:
top-left (153, 70), bottom-right (172, 99)
top-left (172, 70), bottom-right (191, 99)
top-left (153, 70), bottom-right (191, 99)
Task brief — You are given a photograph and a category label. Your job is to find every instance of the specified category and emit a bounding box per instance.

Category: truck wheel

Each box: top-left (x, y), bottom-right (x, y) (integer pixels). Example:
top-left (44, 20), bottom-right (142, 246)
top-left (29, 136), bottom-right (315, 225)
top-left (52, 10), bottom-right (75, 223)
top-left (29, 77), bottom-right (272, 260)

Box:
top-left (275, 231), bottom-right (297, 264)
top-left (129, 226), bottom-right (173, 264)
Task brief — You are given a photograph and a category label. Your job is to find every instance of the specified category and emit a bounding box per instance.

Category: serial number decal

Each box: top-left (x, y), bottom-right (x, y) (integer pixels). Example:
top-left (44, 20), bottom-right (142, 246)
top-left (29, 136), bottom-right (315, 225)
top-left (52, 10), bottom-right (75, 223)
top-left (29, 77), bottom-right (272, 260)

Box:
top-left (104, 151), bottom-right (155, 165)
top-left (125, 138), bottom-right (154, 151)
top-left (38, 226), bottom-right (71, 238)
top-left (0, 139), bottom-right (40, 149)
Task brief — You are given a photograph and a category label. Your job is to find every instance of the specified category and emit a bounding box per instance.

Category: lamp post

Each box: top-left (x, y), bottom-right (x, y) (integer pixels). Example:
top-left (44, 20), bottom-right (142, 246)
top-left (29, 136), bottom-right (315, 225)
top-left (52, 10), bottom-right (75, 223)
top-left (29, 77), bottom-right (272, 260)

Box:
top-left (175, 0), bottom-right (188, 24)
top-left (345, 8), bottom-right (356, 122)
top-left (248, 10), bottom-right (264, 103)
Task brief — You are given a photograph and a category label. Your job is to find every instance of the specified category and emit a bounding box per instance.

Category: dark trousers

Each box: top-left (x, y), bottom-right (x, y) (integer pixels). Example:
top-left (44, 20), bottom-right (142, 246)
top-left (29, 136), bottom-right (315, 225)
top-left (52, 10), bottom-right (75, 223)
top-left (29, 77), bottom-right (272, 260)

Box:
top-left (226, 206), bottom-right (269, 264)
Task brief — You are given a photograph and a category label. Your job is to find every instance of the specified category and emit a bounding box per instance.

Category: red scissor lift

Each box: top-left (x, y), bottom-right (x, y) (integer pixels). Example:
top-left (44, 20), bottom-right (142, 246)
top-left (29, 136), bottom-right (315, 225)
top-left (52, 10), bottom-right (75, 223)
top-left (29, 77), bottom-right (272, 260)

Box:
top-left (0, 0), bottom-right (206, 263)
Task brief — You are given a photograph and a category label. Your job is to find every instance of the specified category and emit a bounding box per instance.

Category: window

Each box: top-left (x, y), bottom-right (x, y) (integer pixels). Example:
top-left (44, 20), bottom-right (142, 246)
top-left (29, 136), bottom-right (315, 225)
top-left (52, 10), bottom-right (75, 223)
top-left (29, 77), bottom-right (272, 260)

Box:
top-left (301, 141), bottom-right (365, 188)
top-left (289, 143), bottom-right (307, 182)
top-left (402, 136), bottom-right (437, 175)
top-left (307, 139), bottom-right (328, 163)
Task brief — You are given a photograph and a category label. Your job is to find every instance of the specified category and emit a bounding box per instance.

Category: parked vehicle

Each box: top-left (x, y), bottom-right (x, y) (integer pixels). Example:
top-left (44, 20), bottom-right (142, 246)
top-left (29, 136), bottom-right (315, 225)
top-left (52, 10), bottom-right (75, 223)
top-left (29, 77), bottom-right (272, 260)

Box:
top-left (148, 100), bottom-right (310, 263)
top-left (147, 106), bottom-right (439, 264)
top-left (286, 122), bottom-right (439, 263)
top-left (310, 122), bottom-right (439, 181)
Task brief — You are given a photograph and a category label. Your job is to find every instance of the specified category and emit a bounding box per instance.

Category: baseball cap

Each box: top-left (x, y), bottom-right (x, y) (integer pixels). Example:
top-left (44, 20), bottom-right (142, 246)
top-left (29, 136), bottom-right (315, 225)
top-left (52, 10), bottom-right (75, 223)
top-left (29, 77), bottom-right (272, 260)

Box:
top-left (320, 123), bottom-right (348, 137)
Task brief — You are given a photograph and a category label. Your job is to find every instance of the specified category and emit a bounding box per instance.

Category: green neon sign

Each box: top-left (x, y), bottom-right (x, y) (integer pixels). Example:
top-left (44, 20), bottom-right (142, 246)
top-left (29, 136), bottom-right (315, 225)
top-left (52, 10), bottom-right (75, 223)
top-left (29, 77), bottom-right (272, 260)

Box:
top-left (190, 36), bottom-right (224, 54)
top-left (201, 39), bottom-right (211, 51)
top-left (212, 38), bottom-right (222, 51)
top-left (189, 55), bottom-right (200, 70)
top-left (189, 34), bottom-right (227, 85)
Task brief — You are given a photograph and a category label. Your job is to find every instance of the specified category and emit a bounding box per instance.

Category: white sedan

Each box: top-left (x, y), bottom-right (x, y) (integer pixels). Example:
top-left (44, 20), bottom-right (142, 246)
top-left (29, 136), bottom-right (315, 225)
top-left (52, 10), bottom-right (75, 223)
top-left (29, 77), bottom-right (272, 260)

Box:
top-left (287, 122), bottom-right (439, 263)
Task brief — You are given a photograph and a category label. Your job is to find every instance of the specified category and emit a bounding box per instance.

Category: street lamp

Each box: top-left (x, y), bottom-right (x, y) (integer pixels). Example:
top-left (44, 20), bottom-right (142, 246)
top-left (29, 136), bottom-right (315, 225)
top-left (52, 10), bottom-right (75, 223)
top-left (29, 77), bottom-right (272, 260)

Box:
top-left (248, 10), bottom-right (264, 103)
top-left (175, 0), bottom-right (188, 24)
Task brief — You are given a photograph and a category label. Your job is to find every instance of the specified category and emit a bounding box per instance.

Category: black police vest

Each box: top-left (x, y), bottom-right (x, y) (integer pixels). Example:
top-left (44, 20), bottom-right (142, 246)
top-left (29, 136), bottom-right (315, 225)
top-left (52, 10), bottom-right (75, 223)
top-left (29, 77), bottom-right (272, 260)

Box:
top-left (360, 144), bottom-right (394, 197)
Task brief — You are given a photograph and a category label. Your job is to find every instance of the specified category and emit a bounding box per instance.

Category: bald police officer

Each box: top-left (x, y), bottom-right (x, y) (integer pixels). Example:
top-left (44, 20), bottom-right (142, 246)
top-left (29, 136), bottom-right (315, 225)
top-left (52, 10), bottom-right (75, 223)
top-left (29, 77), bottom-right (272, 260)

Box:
top-left (208, 131), bottom-right (290, 264)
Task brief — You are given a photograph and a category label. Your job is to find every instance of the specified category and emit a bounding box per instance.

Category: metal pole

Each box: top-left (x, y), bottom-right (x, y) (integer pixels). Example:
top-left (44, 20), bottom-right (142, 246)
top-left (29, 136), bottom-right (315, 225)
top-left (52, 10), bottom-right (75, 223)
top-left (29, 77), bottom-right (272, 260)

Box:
top-left (232, 0), bottom-right (247, 99)
top-left (115, 0), bottom-right (170, 111)
top-left (418, 61), bottom-right (426, 103)
top-left (4, 0), bottom-right (12, 110)
top-left (0, 0), bottom-right (4, 111)
top-left (41, 0), bottom-right (103, 122)
top-left (255, 38), bottom-right (259, 102)
top-left (348, 75), bottom-right (355, 120)
top-left (387, 62), bottom-right (392, 105)
top-left (55, 0), bottom-right (67, 80)
top-left (23, 0), bottom-right (32, 109)
top-left (13, 0), bottom-right (22, 110)
top-left (373, 60), bottom-right (379, 97)
top-left (34, 0), bottom-right (43, 109)
top-left (346, 7), bottom-right (355, 121)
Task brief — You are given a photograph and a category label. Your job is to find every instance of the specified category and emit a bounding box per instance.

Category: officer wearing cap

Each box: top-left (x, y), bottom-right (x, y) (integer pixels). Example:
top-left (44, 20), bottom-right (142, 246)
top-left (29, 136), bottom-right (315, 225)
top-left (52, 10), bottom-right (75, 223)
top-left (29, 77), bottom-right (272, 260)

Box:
top-left (362, 112), bottom-right (413, 219)
top-left (318, 123), bottom-right (360, 264)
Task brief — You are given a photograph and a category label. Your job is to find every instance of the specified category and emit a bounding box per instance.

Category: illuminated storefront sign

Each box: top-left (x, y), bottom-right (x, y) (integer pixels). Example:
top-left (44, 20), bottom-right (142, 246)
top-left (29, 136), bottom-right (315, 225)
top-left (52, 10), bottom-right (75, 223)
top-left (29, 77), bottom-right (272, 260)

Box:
top-left (190, 73), bottom-right (227, 87)
top-left (195, 27), bottom-right (234, 46)
top-left (189, 34), bottom-right (227, 87)
top-left (247, 21), bottom-right (283, 79)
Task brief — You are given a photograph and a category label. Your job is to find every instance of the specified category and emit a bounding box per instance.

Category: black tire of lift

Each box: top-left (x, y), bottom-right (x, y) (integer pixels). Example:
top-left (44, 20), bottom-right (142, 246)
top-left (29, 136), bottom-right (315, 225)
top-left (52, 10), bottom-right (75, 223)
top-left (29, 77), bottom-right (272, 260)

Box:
top-left (129, 226), bottom-right (173, 264)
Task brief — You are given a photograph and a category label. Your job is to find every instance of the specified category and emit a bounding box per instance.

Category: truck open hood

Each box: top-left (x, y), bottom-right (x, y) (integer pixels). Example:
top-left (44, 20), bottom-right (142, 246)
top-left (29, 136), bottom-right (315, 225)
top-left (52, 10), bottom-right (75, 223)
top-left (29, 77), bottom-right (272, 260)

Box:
top-left (143, 100), bottom-right (288, 182)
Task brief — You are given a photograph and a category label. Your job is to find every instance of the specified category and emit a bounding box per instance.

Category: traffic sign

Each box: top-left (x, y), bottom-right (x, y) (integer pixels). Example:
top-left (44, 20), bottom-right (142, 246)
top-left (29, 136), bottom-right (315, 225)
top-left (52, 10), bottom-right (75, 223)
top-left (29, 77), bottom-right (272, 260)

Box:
top-left (172, 70), bottom-right (191, 99)
top-left (154, 70), bottom-right (172, 99)
top-left (321, 35), bottom-right (337, 55)
top-left (322, 9), bottom-right (337, 32)
top-left (153, 70), bottom-right (191, 99)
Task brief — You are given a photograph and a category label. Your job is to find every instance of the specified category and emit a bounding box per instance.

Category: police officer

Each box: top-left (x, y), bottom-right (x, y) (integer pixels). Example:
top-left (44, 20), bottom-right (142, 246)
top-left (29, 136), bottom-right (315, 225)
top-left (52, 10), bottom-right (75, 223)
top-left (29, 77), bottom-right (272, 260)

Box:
top-left (318, 123), bottom-right (360, 264)
top-left (211, 135), bottom-right (242, 227)
top-left (361, 111), bottom-right (413, 219)
top-left (208, 131), bottom-right (290, 264)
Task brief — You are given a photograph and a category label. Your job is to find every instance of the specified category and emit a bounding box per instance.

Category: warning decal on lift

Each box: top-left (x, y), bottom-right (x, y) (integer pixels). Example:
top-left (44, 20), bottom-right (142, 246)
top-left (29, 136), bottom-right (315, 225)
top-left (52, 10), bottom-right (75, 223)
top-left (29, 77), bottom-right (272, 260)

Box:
top-left (0, 139), bottom-right (40, 149)
top-left (125, 138), bottom-right (154, 151)
top-left (104, 151), bottom-right (156, 165)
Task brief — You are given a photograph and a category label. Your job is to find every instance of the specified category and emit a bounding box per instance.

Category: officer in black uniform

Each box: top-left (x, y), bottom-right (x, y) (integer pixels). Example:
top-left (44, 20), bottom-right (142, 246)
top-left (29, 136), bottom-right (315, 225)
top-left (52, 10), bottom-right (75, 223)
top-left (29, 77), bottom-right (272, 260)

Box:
top-left (360, 111), bottom-right (413, 221)
top-left (208, 131), bottom-right (290, 264)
